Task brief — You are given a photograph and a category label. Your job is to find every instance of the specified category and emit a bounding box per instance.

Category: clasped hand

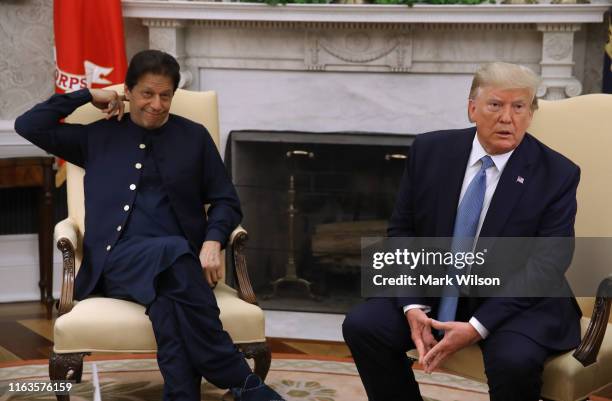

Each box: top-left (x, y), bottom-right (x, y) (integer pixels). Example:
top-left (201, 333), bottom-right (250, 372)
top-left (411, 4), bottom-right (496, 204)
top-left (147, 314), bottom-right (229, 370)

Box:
top-left (89, 89), bottom-right (125, 121)
top-left (406, 309), bottom-right (481, 374)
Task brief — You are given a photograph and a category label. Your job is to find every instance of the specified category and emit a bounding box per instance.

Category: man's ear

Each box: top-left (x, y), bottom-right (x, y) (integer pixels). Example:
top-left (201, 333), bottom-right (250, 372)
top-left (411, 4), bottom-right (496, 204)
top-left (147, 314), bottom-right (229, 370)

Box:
top-left (124, 84), bottom-right (130, 100)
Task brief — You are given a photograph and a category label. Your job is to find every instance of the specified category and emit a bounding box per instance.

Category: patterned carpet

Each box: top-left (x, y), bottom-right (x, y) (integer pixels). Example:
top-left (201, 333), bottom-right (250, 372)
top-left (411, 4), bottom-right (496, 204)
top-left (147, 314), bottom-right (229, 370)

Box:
top-left (0, 302), bottom-right (491, 400)
top-left (0, 355), bottom-right (490, 401)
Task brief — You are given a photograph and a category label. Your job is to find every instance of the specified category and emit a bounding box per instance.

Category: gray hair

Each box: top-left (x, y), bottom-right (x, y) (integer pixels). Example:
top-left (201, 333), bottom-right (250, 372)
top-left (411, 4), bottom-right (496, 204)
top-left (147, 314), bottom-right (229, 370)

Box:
top-left (469, 62), bottom-right (541, 111)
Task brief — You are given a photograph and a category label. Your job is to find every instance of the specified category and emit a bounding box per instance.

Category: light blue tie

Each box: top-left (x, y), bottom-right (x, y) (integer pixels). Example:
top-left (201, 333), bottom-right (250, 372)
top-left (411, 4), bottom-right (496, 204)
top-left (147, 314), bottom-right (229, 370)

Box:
top-left (437, 155), bottom-right (494, 325)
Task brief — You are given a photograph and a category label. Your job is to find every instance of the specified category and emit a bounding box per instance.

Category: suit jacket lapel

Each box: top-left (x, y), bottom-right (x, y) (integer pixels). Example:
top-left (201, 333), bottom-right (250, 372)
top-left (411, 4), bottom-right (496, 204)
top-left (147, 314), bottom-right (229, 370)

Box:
top-left (479, 134), bottom-right (534, 237)
top-left (435, 129), bottom-right (474, 237)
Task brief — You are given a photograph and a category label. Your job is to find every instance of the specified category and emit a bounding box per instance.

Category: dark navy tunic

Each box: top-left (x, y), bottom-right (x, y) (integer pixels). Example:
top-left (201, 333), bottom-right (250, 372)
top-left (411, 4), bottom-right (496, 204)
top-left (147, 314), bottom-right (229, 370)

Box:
top-left (14, 89), bottom-right (242, 302)
top-left (102, 132), bottom-right (195, 305)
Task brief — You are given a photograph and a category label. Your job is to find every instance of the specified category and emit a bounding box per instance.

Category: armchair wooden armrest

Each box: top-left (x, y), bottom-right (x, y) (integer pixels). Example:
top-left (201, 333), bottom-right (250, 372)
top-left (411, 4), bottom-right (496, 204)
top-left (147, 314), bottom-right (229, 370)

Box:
top-left (55, 220), bottom-right (258, 315)
top-left (228, 225), bottom-right (258, 305)
top-left (573, 275), bottom-right (612, 366)
top-left (54, 217), bottom-right (79, 317)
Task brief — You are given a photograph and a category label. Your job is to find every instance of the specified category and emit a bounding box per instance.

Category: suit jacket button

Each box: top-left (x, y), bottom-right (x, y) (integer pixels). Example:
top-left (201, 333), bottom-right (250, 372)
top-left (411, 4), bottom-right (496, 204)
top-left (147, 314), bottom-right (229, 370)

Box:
top-left (124, 205), bottom-right (130, 211)
top-left (130, 184), bottom-right (136, 191)
top-left (116, 225), bottom-right (122, 231)
top-left (135, 163), bottom-right (142, 169)
top-left (139, 143), bottom-right (146, 149)
top-left (106, 245), bottom-right (111, 251)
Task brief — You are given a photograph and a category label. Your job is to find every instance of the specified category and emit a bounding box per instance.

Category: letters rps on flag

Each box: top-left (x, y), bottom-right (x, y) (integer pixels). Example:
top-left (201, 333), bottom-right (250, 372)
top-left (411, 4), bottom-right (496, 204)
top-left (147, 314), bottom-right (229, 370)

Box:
top-left (53, 0), bottom-right (127, 185)
top-left (54, 0), bottom-right (127, 94)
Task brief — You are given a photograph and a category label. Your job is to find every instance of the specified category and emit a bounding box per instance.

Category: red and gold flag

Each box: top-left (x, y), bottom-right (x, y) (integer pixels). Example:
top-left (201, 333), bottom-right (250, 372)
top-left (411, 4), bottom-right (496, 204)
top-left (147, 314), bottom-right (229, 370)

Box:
top-left (53, 0), bottom-right (127, 186)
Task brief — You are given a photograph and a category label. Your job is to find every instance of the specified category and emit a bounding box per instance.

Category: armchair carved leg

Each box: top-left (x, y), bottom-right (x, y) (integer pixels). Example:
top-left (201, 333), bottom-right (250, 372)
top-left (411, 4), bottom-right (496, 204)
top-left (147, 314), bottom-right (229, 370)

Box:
top-left (240, 342), bottom-right (272, 381)
top-left (229, 230), bottom-right (272, 381)
top-left (49, 351), bottom-right (89, 401)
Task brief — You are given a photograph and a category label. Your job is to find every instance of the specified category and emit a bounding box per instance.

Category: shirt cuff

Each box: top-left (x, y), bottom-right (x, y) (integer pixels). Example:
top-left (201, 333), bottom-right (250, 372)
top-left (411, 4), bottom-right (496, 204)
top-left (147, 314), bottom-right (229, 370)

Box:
top-left (403, 304), bottom-right (432, 314)
top-left (469, 317), bottom-right (489, 339)
top-left (204, 228), bottom-right (228, 247)
top-left (71, 88), bottom-right (93, 101)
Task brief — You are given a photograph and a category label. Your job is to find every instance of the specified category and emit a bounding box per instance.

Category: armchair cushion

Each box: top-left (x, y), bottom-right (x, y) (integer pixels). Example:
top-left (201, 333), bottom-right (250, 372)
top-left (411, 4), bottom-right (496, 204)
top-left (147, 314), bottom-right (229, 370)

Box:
top-left (54, 282), bottom-right (265, 354)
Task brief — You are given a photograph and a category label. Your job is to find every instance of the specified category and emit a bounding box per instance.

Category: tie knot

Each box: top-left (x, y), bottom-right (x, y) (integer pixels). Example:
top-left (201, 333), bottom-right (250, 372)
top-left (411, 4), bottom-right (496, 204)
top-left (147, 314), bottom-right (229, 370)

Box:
top-left (480, 155), bottom-right (494, 171)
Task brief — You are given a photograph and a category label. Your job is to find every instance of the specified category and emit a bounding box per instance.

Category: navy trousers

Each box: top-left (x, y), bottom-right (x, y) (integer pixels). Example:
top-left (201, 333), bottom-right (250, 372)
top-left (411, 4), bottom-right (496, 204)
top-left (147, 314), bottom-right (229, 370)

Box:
top-left (146, 254), bottom-right (252, 401)
top-left (343, 298), bottom-right (552, 401)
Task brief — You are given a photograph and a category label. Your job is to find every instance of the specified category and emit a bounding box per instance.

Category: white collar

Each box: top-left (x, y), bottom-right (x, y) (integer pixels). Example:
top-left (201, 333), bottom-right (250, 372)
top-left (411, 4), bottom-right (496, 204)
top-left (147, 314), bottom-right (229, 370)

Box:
top-left (468, 133), bottom-right (514, 173)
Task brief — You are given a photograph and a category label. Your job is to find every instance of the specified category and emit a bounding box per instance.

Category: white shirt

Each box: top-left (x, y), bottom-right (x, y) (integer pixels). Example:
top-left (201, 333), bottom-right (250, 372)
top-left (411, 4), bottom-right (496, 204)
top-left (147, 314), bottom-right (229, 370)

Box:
top-left (403, 133), bottom-right (514, 339)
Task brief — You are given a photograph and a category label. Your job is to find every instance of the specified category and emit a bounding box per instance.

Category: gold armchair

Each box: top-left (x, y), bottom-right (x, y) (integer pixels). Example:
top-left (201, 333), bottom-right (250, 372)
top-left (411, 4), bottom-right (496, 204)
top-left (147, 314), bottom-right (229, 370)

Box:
top-left (407, 94), bottom-right (612, 401)
top-left (49, 85), bottom-right (271, 400)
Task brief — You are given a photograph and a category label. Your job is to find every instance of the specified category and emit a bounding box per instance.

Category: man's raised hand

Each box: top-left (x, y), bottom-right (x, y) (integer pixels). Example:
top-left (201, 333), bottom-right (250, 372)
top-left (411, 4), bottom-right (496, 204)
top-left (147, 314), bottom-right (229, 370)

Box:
top-left (89, 89), bottom-right (125, 121)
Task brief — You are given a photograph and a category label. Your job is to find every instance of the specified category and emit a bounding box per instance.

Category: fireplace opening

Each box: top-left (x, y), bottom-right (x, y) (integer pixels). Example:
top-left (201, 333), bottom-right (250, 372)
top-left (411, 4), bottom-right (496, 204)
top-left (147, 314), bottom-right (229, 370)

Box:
top-left (227, 130), bottom-right (415, 313)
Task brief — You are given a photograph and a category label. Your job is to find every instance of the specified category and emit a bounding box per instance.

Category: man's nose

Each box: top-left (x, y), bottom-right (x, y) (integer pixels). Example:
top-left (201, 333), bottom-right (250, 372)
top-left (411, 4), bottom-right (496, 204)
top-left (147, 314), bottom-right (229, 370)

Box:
top-left (150, 96), bottom-right (162, 110)
top-left (499, 105), bottom-right (512, 123)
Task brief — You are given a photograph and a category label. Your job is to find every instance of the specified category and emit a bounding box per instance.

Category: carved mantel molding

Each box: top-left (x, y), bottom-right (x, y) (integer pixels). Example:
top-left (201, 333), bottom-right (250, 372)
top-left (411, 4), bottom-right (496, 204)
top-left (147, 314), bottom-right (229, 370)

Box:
top-left (122, 1), bottom-right (608, 24)
top-left (141, 18), bottom-right (193, 88)
top-left (537, 23), bottom-right (584, 99)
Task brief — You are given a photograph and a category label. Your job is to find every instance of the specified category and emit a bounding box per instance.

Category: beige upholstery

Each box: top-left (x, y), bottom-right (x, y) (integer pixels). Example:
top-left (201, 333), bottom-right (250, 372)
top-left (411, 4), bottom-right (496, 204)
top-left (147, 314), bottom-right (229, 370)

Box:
top-left (54, 283), bottom-right (265, 353)
top-left (53, 84), bottom-right (266, 353)
top-left (530, 95), bottom-right (612, 239)
top-left (408, 94), bottom-right (612, 401)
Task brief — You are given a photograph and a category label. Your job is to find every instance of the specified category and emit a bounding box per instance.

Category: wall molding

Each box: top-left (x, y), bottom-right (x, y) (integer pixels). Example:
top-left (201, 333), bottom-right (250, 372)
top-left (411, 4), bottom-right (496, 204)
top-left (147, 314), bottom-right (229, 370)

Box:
top-left (0, 234), bottom-right (63, 303)
top-left (0, 120), bottom-right (48, 158)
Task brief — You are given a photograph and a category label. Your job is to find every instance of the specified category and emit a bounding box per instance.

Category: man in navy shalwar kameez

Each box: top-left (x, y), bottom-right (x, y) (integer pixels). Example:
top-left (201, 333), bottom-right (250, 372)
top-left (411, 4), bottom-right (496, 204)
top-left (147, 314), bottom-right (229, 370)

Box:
top-left (15, 50), bottom-right (284, 401)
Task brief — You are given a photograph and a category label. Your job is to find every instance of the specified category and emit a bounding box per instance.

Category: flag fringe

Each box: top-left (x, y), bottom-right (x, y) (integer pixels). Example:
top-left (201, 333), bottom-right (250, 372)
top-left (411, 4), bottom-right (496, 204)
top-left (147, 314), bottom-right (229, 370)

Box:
top-left (55, 163), bottom-right (67, 188)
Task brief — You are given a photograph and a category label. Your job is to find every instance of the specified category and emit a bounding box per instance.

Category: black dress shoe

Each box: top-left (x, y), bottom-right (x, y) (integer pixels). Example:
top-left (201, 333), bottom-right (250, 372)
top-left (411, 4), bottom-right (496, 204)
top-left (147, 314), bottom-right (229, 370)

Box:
top-left (231, 374), bottom-right (285, 401)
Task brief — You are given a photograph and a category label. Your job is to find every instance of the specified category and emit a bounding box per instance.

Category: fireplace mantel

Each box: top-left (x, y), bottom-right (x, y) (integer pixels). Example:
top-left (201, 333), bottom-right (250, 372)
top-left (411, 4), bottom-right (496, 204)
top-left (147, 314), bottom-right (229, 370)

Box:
top-left (125, 0), bottom-right (609, 103)
top-left (122, 1), bottom-right (608, 24)
top-left (118, 0), bottom-right (610, 150)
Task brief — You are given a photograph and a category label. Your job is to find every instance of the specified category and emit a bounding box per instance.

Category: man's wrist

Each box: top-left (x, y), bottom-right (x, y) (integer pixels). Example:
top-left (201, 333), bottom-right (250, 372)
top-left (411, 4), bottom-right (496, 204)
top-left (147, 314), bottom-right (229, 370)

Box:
top-left (202, 240), bottom-right (221, 249)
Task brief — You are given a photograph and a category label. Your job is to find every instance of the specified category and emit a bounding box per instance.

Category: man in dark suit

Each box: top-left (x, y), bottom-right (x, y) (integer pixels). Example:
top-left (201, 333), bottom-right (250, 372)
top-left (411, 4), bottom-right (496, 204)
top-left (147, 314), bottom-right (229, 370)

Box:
top-left (15, 50), bottom-right (283, 401)
top-left (343, 62), bottom-right (581, 401)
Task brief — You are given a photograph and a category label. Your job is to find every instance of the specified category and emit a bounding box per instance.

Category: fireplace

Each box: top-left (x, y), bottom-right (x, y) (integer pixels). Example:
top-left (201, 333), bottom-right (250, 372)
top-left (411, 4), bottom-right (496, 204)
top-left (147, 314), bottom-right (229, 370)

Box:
top-left (227, 130), bottom-right (415, 313)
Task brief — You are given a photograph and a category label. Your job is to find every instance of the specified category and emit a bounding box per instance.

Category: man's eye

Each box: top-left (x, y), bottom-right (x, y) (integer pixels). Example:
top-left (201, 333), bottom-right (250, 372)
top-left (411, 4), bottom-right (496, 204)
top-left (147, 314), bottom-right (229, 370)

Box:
top-left (142, 92), bottom-right (152, 98)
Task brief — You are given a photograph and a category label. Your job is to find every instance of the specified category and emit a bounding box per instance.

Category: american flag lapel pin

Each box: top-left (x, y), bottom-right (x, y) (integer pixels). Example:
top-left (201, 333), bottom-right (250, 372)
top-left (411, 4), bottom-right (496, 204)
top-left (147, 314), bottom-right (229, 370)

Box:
top-left (516, 176), bottom-right (525, 184)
